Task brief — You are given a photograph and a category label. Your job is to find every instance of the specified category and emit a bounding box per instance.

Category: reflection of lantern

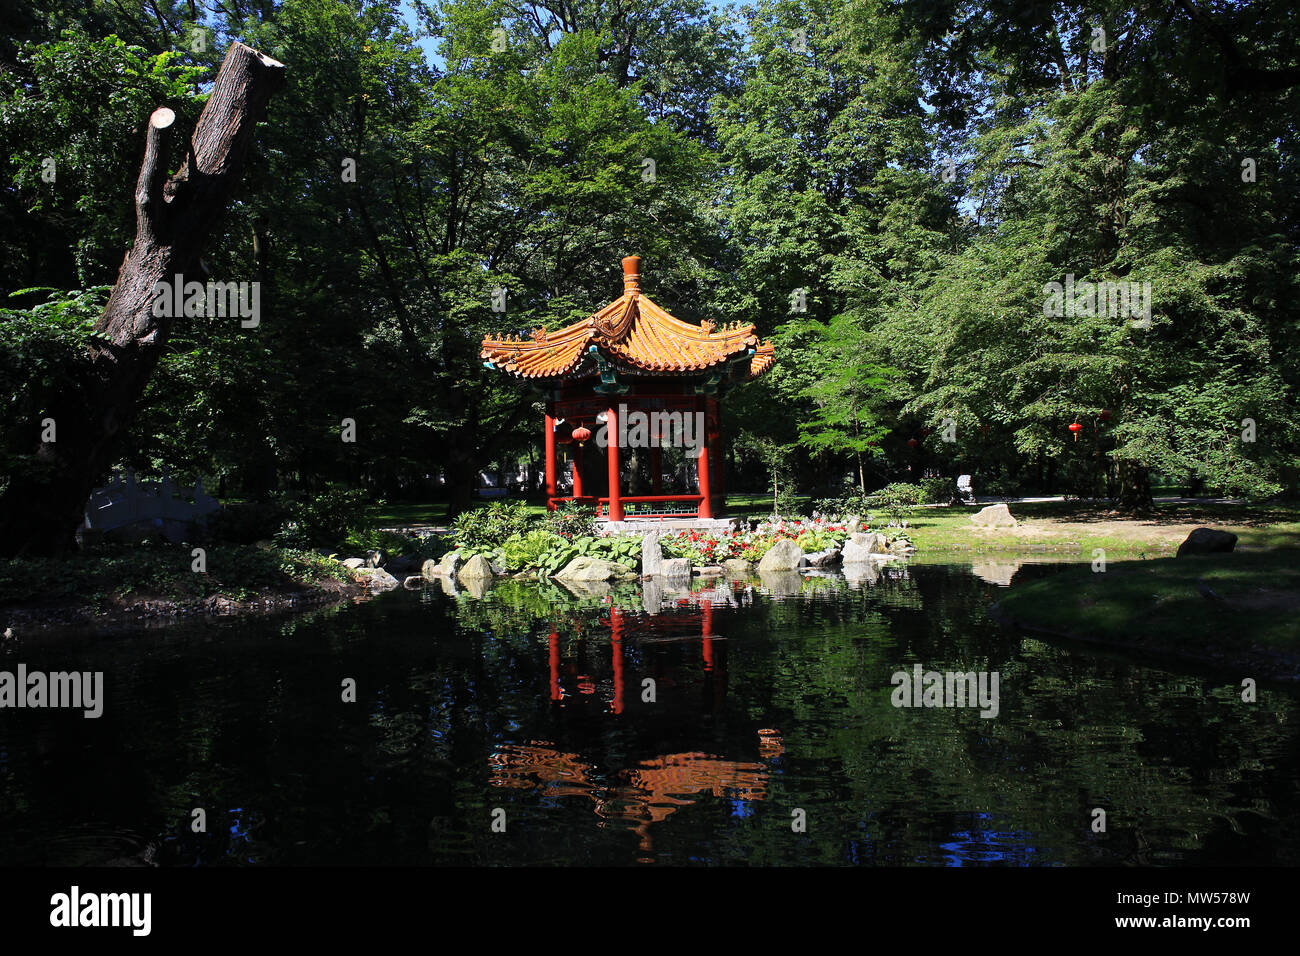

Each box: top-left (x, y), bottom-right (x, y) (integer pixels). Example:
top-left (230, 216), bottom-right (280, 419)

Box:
top-left (572, 425), bottom-right (592, 446)
top-left (907, 438), bottom-right (920, 448)
top-left (1068, 422), bottom-right (1083, 442)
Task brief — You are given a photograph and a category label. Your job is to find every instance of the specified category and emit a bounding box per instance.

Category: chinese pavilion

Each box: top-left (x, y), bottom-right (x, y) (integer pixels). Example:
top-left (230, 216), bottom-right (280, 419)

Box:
top-left (480, 255), bottom-right (774, 521)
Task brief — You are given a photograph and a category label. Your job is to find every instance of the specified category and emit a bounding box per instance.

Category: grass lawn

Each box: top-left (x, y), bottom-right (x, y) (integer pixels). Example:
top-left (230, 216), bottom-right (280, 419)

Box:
top-left (994, 550), bottom-right (1300, 677)
top-left (898, 500), bottom-right (1300, 556)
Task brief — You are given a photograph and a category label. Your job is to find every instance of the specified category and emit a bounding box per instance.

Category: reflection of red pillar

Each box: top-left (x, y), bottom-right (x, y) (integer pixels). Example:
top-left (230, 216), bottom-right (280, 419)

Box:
top-left (572, 444), bottom-right (584, 497)
top-left (696, 397), bottom-right (713, 519)
top-left (544, 410), bottom-right (557, 506)
top-left (701, 599), bottom-right (714, 672)
top-left (650, 444), bottom-right (662, 495)
top-left (607, 406), bottom-right (624, 521)
top-left (548, 629), bottom-right (561, 701)
top-left (610, 607), bottom-right (625, 714)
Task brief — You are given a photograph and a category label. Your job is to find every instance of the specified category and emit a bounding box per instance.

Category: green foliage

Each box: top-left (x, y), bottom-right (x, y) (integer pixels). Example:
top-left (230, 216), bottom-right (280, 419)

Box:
top-left (541, 500), bottom-right (597, 540)
top-left (280, 486), bottom-right (373, 549)
top-left (869, 483), bottom-right (926, 526)
top-left (451, 501), bottom-right (532, 552)
top-left (205, 500), bottom-right (290, 545)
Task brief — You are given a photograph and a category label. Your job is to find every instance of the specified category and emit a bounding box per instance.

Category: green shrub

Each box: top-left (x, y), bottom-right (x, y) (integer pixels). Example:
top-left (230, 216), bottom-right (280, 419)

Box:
top-left (500, 529), bottom-right (565, 572)
top-left (919, 476), bottom-right (951, 504)
top-left (280, 486), bottom-right (373, 548)
top-left (542, 500), bottom-right (597, 539)
top-left (868, 482), bottom-right (926, 525)
top-left (451, 500), bottom-right (532, 552)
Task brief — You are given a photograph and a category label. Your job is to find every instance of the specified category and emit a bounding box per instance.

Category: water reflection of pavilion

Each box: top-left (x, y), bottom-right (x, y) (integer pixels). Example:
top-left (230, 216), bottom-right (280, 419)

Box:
top-left (490, 593), bottom-right (784, 859)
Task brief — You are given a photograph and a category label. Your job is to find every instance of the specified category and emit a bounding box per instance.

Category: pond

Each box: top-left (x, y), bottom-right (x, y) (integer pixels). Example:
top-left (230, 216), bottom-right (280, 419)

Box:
top-left (2, 558), bottom-right (1297, 866)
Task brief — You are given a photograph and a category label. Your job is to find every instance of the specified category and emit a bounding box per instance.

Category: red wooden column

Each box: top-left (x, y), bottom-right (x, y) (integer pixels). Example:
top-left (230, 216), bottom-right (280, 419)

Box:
top-left (607, 405), bottom-right (624, 521)
top-left (571, 443), bottom-right (584, 498)
top-left (696, 396), bottom-right (713, 518)
top-left (544, 409), bottom-right (557, 507)
top-left (709, 398), bottom-right (724, 513)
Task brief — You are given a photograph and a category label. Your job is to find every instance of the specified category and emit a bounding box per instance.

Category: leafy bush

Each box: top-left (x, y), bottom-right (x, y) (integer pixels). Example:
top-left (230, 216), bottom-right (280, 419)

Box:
top-left (451, 500), bottom-right (532, 552)
top-left (773, 489), bottom-right (802, 518)
top-left (811, 492), bottom-right (874, 522)
top-left (281, 485), bottom-right (373, 548)
top-left (343, 528), bottom-right (423, 559)
top-left (919, 476), bottom-right (952, 504)
top-left (868, 483), bottom-right (927, 525)
top-left (500, 529), bottom-right (565, 573)
top-left (542, 500), bottom-right (597, 539)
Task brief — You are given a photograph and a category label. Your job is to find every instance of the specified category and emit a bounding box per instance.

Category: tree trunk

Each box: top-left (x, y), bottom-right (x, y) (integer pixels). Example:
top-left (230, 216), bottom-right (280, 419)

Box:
top-left (0, 43), bottom-right (285, 557)
top-left (1116, 458), bottom-right (1153, 512)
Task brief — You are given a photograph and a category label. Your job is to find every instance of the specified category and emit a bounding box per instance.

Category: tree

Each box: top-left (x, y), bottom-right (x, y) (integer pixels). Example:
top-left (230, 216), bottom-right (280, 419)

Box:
top-left (0, 42), bottom-right (284, 555)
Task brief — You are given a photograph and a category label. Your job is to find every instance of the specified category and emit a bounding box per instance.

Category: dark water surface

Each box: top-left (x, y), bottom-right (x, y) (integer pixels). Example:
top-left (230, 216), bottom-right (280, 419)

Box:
top-left (2, 558), bottom-right (1297, 866)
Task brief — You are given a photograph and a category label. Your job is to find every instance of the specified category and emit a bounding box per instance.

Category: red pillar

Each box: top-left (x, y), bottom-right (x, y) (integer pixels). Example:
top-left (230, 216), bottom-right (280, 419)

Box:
top-left (571, 444), bottom-right (584, 498)
top-left (607, 405), bottom-right (624, 521)
top-left (696, 397), bottom-right (713, 518)
top-left (544, 410), bottom-right (557, 507)
top-left (610, 607), bottom-right (625, 715)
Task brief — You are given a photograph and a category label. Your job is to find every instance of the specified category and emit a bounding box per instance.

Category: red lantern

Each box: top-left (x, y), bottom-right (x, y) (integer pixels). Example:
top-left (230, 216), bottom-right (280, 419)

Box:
top-left (571, 425), bottom-right (592, 446)
top-left (907, 438), bottom-right (920, 448)
top-left (1068, 422), bottom-right (1083, 442)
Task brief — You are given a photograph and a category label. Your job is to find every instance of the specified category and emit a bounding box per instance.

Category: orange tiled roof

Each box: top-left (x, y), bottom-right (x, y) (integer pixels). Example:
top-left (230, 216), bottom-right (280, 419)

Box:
top-left (481, 256), bottom-right (775, 382)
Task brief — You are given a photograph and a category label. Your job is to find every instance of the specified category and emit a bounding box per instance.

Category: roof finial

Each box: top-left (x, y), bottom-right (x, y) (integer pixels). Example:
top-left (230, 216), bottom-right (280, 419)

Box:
top-left (622, 255), bottom-right (641, 296)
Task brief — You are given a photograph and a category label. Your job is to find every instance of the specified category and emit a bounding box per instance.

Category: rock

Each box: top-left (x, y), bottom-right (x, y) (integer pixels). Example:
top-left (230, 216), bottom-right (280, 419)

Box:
top-left (555, 556), bottom-right (637, 582)
top-left (437, 551), bottom-right (461, 576)
top-left (970, 503), bottom-right (1017, 528)
top-left (457, 554), bottom-right (496, 582)
top-left (420, 559), bottom-right (441, 581)
top-left (364, 567), bottom-right (400, 591)
top-left (842, 532), bottom-right (888, 563)
top-left (1176, 527), bottom-right (1238, 557)
top-left (366, 549), bottom-right (384, 568)
top-left (694, 565), bottom-right (724, 576)
top-left (641, 532), bottom-right (664, 577)
top-left (342, 557), bottom-right (366, 570)
top-left (844, 514), bottom-right (862, 533)
top-left (805, 547), bottom-right (842, 568)
top-left (662, 558), bottom-right (692, 580)
top-left (402, 575), bottom-right (424, 590)
top-left (722, 558), bottom-right (753, 577)
top-left (757, 538), bottom-right (804, 572)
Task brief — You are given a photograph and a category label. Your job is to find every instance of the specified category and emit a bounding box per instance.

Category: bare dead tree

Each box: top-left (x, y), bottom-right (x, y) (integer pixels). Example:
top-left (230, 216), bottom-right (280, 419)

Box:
top-left (0, 42), bottom-right (285, 556)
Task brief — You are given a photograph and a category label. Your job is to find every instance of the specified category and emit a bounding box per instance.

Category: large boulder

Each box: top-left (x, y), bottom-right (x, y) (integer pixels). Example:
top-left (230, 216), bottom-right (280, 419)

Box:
top-left (662, 558), bottom-right (692, 580)
top-left (341, 557), bottom-right (366, 570)
top-left (363, 567), bottom-right (401, 591)
top-left (757, 538), bottom-right (804, 572)
top-left (641, 533), bottom-right (664, 577)
top-left (693, 564), bottom-right (724, 576)
top-left (804, 548), bottom-right (842, 568)
top-left (722, 558), bottom-right (753, 577)
top-left (437, 551), bottom-right (461, 577)
top-left (457, 554), bottom-right (496, 582)
top-left (420, 558), bottom-right (441, 581)
top-left (970, 503), bottom-right (1017, 528)
top-left (841, 532), bottom-right (888, 563)
top-left (555, 556), bottom-right (637, 582)
top-left (1176, 527), bottom-right (1238, 557)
